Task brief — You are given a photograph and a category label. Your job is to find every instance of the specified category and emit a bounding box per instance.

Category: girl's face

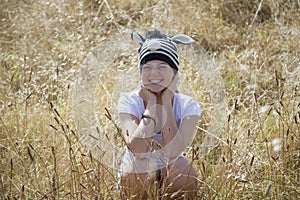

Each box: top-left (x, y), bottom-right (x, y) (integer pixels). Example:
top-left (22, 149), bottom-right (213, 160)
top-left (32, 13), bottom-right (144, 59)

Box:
top-left (141, 60), bottom-right (175, 93)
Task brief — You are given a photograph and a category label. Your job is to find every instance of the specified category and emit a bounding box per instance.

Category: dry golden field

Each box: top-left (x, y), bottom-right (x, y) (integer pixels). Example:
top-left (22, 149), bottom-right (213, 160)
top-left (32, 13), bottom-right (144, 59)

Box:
top-left (0, 0), bottom-right (299, 199)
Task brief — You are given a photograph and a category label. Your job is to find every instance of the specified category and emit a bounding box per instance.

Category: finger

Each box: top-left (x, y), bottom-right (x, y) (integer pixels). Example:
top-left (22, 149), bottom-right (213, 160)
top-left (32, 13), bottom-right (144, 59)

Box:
top-left (140, 81), bottom-right (147, 88)
top-left (173, 73), bottom-right (179, 83)
top-left (167, 75), bottom-right (178, 93)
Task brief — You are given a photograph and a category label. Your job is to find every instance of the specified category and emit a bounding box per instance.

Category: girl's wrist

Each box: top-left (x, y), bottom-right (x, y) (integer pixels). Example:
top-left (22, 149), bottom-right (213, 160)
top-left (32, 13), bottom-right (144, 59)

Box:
top-left (141, 114), bottom-right (157, 127)
top-left (162, 97), bottom-right (173, 108)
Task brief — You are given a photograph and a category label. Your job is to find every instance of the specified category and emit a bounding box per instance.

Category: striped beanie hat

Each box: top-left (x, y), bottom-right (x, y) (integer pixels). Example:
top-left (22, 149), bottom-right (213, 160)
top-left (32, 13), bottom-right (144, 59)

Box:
top-left (131, 29), bottom-right (194, 72)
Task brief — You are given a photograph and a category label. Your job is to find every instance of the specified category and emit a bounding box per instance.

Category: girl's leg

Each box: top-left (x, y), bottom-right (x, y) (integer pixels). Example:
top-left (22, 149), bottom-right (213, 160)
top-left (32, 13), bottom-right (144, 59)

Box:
top-left (120, 172), bottom-right (150, 200)
top-left (119, 158), bottom-right (160, 199)
top-left (161, 157), bottom-right (198, 199)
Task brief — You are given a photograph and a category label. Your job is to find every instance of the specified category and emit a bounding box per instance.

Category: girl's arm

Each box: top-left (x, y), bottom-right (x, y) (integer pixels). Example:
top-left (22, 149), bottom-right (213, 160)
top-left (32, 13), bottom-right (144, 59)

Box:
top-left (162, 115), bottom-right (199, 159)
top-left (160, 74), bottom-right (200, 159)
top-left (119, 96), bottom-right (157, 159)
top-left (119, 113), bottom-right (156, 158)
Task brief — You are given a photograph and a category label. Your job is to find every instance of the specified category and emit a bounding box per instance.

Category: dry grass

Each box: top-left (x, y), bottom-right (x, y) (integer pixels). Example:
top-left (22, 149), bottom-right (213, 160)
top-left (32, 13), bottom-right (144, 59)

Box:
top-left (1, 0), bottom-right (299, 199)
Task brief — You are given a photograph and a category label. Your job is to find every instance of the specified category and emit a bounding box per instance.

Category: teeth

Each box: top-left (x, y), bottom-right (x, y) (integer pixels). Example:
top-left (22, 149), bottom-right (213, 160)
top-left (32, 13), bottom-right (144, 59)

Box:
top-left (149, 79), bottom-right (162, 84)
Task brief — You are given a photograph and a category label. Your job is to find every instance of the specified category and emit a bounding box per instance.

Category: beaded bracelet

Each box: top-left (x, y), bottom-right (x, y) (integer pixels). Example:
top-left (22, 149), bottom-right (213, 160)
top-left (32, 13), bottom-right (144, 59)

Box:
top-left (141, 114), bottom-right (157, 127)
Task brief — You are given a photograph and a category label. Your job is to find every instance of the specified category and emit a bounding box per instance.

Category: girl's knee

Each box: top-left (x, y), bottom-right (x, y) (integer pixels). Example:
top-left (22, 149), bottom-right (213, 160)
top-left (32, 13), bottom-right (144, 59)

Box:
top-left (120, 172), bottom-right (149, 188)
top-left (167, 157), bottom-right (197, 177)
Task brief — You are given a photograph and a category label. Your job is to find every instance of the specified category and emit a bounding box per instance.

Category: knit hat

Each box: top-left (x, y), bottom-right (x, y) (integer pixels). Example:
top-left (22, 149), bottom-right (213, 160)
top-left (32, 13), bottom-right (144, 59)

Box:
top-left (131, 29), bottom-right (194, 72)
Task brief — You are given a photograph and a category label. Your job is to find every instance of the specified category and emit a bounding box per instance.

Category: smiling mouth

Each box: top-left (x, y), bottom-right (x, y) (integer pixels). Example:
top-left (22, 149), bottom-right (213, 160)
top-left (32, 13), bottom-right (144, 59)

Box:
top-left (149, 79), bottom-right (163, 84)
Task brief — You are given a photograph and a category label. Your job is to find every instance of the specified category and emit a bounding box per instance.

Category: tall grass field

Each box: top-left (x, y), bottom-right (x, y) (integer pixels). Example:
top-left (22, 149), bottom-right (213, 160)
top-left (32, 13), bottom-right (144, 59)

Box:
top-left (1, 0), bottom-right (299, 199)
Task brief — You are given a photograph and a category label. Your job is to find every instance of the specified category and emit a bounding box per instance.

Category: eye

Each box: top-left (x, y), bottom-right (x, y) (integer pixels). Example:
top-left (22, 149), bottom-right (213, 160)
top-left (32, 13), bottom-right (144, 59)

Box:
top-left (142, 66), bottom-right (151, 71)
top-left (158, 65), bottom-right (168, 70)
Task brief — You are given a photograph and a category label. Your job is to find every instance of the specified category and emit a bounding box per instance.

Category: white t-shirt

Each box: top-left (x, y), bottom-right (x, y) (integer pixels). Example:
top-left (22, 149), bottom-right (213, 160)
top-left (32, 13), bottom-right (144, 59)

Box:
top-left (117, 90), bottom-right (201, 126)
top-left (117, 90), bottom-right (201, 173)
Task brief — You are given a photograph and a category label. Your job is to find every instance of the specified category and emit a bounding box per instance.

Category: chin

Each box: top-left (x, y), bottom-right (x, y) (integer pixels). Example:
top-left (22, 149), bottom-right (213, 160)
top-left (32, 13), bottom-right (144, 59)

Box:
top-left (150, 90), bottom-right (163, 94)
top-left (148, 87), bottom-right (165, 94)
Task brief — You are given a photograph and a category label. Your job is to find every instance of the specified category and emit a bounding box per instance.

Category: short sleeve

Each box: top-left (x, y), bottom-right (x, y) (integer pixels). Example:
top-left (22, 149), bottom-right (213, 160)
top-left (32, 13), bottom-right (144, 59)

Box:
top-left (117, 91), bottom-right (144, 119)
top-left (181, 98), bottom-right (201, 118)
top-left (174, 93), bottom-right (201, 119)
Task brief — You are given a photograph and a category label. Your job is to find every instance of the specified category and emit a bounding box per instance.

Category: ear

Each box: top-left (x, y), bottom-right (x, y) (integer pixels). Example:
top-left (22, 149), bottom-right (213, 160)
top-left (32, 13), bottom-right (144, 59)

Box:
top-left (171, 34), bottom-right (194, 44)
top-left (131, 32), bottom-right (145, 44)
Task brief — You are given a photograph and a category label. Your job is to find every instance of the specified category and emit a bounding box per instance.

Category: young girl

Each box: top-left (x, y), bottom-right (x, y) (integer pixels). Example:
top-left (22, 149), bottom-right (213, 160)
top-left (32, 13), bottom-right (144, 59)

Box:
top-left (117, 29), bottom-right (201, 199)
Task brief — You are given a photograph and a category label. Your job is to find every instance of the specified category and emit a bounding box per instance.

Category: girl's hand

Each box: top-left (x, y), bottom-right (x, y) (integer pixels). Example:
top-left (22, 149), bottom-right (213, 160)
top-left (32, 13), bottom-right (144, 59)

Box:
top-left (162, 73), bottom-right (178, 104)
top-left (138, 83), bottom-right (157, 105)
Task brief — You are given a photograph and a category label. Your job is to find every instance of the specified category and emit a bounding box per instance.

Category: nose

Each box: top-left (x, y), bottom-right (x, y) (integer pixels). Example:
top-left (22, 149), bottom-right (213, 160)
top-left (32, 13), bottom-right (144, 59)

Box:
top-left (149, 68), bottom-right (160, 76)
